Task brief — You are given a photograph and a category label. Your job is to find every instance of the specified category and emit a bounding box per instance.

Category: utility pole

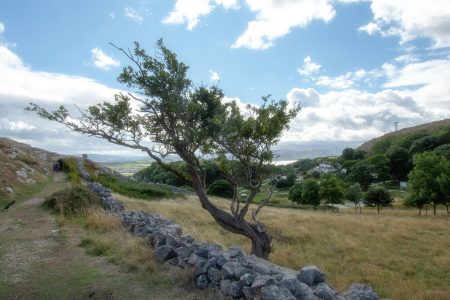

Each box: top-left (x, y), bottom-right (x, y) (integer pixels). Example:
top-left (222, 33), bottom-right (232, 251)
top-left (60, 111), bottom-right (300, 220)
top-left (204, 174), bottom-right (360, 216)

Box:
top-left (393, 121), bottom-right (399, 132)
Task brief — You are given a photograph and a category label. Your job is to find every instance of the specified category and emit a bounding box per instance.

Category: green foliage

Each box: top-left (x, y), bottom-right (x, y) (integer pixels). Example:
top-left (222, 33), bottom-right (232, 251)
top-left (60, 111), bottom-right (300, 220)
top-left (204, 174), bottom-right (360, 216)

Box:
top-left (43, 185), bottom-right (101, 217)
top-left (301, 179), bottom-right (321, 207)
top-left (386, 147), bottom-right (411, 181)
top-left (134, 162), bottom-right (189, 187)
top-left (288, 182), bottom-right (303, 204)
top-left (433, 144), bottom-right (450, 161)
top-left (409, 136), bottom-right (443, 155)
top-left (275, 173), bottom-right (296, 189)
top-left (349, 162), bottom-right (374, 191)
top-left (62, 157), bottom-right (81, 183)
top-left (365, 154), bottom-right (390, 182)
top-left (207, 179), bottom-right (234, 198)
top-left (97, 173), bottom-right (174, 200)
top-left (346, 183), bottom-right (363, 208)
top-left (364, 186), bottom-right (393, 213)
top-left (319, 174), bottom-right (345, 206)
top-left (407, 152), bottom-right (450, 213)
top-left (293, 159), bottom-right (317, 173)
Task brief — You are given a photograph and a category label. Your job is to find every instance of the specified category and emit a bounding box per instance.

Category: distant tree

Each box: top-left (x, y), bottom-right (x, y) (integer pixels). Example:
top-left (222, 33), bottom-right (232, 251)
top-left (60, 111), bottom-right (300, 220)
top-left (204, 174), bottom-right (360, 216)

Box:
top-left (346, 183), bottom-right (363, 213)
top-left (27, 39), bottom-right (299, 259)
top-left (364, 186), bottom-right (393, 214)
top-left (301, 179), bottom-right (321, 209)
top-left (408, 152), bottom-right (450, 215)
top-left (349, 162), bottom-right (374, 191)
top-left (319, 174), bottom-right (344, 208)
top-left (341, 148), bottom-right (356, 161)
top-left (409, 136), bottom-right (442, 156)
top-left (353, 149), bottom-right (366, 160)
top-left (433, 144), bottom-right (450, 161)
top-left (275, 173), bottom-right (296, 189)
top-left (293, 159), bottom-right (317, 173)
top-left (207, 179), bottom-right (234, 198)
top-left (288, 182), bottom-right (303, 205)
top-left (404, 193), bottom-right (429, 216)
top-left (365, 154), bottom-right (391, 182)
top-left (386, 147), bottom-right (411, 181)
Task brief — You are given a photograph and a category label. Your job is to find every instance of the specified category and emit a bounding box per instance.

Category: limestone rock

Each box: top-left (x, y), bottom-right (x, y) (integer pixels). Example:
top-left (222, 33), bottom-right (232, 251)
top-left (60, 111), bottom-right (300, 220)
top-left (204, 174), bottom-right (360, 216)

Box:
top-left (298, 265), bottom-right (325, 286)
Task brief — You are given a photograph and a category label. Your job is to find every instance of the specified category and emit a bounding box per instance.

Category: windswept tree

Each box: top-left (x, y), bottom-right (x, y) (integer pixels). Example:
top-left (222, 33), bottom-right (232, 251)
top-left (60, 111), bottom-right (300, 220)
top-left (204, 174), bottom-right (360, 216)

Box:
top-left (26, 40), bottom-right (299, 259)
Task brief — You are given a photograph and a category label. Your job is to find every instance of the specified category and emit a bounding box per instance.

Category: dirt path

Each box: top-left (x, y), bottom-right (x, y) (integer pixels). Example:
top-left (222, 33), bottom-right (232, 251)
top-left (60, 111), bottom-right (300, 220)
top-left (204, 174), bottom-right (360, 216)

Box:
top-left (0, 175), bottom-right (157, 299)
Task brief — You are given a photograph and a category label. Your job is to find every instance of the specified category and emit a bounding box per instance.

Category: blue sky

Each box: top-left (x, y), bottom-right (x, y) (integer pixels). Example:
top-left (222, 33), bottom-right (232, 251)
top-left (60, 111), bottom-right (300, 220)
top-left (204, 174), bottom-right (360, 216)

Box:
top-left (0, 0), bottom-right (449, 158)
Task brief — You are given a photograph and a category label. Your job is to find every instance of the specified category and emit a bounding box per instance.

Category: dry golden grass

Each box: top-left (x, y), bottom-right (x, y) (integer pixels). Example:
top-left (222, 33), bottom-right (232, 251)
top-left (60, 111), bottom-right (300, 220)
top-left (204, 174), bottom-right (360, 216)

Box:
top-left (115, 193), bottom-right (450, 300)
top-left (81, 209), bottom-right (216, 299)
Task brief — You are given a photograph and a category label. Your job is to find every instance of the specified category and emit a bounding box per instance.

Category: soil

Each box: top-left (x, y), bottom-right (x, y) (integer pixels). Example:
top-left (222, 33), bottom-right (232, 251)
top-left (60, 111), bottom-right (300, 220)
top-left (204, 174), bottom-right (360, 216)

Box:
top-left (0, 174), bottom-right (172, 299)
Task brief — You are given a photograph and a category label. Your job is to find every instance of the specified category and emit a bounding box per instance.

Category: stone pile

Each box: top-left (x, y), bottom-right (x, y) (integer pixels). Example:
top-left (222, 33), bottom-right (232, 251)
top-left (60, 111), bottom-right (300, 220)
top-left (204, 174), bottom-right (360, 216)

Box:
top-left (81, 163), bottom-right (380, 300)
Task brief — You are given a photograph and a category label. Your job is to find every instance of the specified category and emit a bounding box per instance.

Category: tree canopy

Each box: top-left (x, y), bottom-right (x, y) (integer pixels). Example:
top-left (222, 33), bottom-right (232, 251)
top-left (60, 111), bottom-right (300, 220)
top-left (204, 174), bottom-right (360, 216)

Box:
top-left (27, 39), bottom-right (299, 259)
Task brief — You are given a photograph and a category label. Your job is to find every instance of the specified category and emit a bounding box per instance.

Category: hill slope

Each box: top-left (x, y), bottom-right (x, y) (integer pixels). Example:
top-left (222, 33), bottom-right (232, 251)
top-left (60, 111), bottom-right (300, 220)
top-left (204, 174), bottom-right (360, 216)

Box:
top-left (357, 119), bottom-right (450, 153)
top-left (0, 137), bottom-right (61, 206)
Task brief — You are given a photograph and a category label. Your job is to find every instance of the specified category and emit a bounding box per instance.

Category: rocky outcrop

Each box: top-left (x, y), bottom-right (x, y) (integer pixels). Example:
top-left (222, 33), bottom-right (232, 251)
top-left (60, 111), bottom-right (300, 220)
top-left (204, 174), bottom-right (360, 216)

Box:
top-left (81, 163), bottom-right (380, 300)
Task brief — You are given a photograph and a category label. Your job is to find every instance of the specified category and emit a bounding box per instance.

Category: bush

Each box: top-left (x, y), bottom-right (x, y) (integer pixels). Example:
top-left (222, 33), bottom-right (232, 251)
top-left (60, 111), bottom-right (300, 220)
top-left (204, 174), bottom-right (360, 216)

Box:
top-left (207, 179), bottom-right (234, 198)
top-left (288, 183), bottom-right (303, 204)
top-left (43, 185), bottom-right (101, 217)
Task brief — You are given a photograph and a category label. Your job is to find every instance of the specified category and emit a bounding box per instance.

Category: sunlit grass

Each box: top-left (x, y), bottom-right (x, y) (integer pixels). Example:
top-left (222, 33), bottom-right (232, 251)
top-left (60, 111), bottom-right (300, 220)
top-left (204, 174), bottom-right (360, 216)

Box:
top-left (114, 192), bottom-right (450, 300)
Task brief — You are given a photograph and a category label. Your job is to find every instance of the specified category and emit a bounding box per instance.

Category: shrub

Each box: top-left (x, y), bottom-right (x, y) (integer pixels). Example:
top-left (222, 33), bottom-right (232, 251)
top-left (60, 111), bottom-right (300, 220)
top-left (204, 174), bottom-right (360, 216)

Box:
top-left (43, 185), bottom-right (101, 217)
top-left (288, 183), bottom-right (303, 204)
top-left (207, 179), bottom-right (234, 198)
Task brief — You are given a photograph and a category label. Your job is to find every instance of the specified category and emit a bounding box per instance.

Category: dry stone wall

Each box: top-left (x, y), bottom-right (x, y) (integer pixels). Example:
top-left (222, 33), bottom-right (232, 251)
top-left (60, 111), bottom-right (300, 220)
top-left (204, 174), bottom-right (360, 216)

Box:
top-left (78, 161), bottom-right (380, 300)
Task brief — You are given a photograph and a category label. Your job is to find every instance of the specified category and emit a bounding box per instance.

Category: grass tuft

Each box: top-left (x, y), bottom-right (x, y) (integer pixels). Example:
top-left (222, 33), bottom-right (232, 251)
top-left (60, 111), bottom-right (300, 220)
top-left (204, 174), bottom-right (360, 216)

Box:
top-left (42, 185), bottom-right (101, 217)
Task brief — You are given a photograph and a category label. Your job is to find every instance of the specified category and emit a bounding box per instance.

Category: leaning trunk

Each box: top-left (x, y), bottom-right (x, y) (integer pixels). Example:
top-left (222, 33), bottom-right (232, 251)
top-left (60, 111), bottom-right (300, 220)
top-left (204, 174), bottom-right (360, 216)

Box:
top-left (188, 167), bottom-right (272, 259)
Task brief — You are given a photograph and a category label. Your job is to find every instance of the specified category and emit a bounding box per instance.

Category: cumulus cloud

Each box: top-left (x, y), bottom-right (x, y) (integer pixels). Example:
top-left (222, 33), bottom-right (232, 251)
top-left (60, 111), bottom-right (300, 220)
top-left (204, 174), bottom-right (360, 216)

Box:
top-left (125, 7), bottom-right (144, 23)
top-left (359, 0), bottom-right (450, 47)
top-left (315, 68), bottom-right (382, 89)
top-left (91, 48), bottom-right (120, 70)
top-left (209, 70), bottom-right (221, 81)
top-left (297, 56), bottom-right (322, 76)
top-left (0, 22), bottom-right (5, 34)
top-left (163, 0), bottom-right (238, 30)
top-left (0, 45), bottom-right (132, 155)
top-left (283, 88), bottom-right (434, 144)
top-left (232, 0), bottom-right (335, 50)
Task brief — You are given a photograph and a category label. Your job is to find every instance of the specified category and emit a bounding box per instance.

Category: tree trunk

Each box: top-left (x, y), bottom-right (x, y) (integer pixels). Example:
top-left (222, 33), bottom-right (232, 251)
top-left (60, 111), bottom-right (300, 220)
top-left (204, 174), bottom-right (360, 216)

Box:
top-left (433, 203), bottom-right (437, 215)
top-left (359, 203), bottom-right (362, 214)
top-left (377, 205), bottom-right (380, 214)
top-left (188, 166), bottom-right (272, 259)
top-left (425, 204), bottom-right (428, 215)
top-left (419, 206), bottom-right (422, 216)
top-left (355, 203), bottom-right (357, 213)
top-left (446, 204), bottom-right (449, 215)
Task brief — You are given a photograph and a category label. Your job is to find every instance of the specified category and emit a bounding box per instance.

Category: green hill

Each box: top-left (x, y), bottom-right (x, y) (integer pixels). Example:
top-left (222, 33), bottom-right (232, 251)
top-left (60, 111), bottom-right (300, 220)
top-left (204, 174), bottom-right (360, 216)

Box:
top-left (357, 119), bottom-right (450, 155)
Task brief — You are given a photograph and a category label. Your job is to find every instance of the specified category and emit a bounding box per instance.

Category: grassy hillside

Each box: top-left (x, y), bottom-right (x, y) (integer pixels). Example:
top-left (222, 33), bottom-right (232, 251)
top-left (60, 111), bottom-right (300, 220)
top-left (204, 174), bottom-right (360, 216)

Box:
top-left (0, 138), bottom-right (61, 207)
top-left (115, 193), bottom-right (450, 300)
top-left (357, 119), bottom-right (450, 154)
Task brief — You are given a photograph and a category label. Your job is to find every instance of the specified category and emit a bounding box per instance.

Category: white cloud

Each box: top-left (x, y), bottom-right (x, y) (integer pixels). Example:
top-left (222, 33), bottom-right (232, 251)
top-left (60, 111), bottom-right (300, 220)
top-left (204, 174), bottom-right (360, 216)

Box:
top-left (232, 0), bottom-right (335, 50)
top-left (214, 0), bottom-right (239, 10)
top-left (163, 0), bottom-right (238, 30)
top-left (209, 70), bottom-right (221, 81)
top-left (360, 0), bottom-right (450, 47)
top-left (315, 68), bottom-right (382, 89)
top-left (109, 12), bottom-right (116, 19)
top-left (91, 48), bottom-right (120, 71)
top-left (0, 45), bottom-right (133, 155)
top-left (0, 22), bottom-right (5, 34)
top-left (283, 88), bottom-right (434, 143)
top-left (297, 56), bottom-right (322, 76)
top-left (125, 7), bottom-right (144, 23)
